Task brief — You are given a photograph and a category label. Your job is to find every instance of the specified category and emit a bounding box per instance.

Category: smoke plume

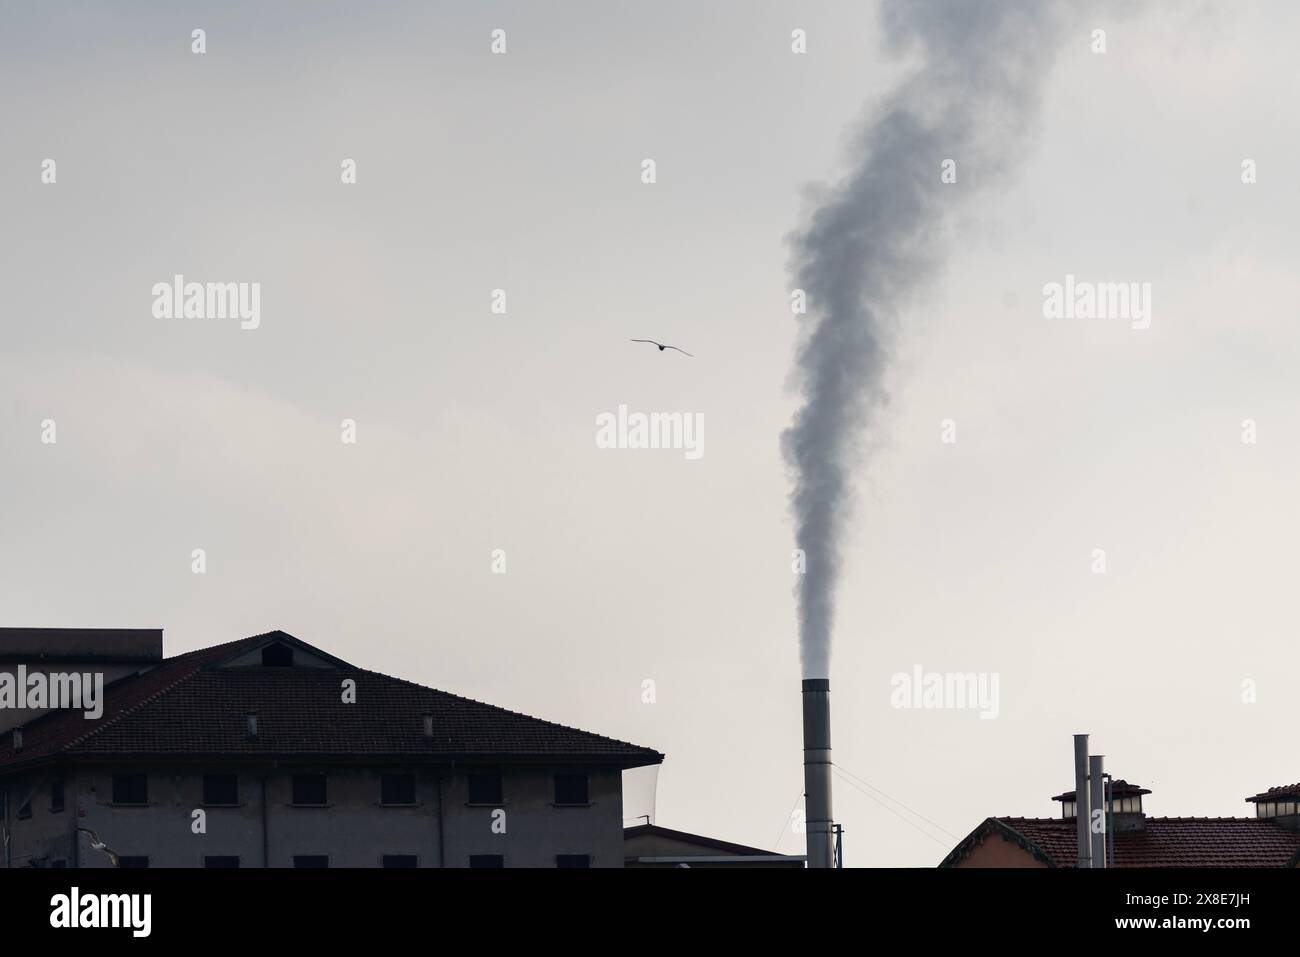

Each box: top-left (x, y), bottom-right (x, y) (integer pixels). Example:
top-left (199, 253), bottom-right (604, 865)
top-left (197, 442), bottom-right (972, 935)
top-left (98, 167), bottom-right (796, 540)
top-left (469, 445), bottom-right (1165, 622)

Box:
top-left (784, 0), bottom-right (1069, 677)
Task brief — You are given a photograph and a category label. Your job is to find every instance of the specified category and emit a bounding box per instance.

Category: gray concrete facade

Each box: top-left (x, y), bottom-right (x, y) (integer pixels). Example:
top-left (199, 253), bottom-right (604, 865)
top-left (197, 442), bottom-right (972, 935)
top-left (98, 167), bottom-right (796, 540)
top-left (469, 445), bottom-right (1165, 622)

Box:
top-left (3, 763), bottom-right (624, 868)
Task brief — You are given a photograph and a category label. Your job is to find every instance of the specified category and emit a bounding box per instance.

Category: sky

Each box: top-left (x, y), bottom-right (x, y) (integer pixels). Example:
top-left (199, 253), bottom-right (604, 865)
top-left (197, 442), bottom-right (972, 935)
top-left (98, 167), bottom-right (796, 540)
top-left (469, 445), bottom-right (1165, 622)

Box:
top-left (2, 0), bottom-right (1299, 866)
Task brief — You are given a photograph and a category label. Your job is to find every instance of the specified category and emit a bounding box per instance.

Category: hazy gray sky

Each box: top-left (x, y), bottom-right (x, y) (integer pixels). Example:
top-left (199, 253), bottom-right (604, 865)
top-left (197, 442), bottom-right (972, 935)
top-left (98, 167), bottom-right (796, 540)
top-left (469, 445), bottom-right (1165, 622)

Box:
top-left (3, 0), bottom-right (1298, 865)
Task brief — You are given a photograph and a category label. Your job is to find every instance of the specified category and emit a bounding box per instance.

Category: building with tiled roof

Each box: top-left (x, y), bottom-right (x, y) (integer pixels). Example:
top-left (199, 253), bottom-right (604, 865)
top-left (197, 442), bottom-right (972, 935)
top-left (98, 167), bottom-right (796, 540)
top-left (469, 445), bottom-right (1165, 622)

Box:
top-left (940, 775), bottom-right (1300, 868)
top-left (623, 823), bottom-right (806, 868)
top-left (1, 629), bottom-right (662, 868)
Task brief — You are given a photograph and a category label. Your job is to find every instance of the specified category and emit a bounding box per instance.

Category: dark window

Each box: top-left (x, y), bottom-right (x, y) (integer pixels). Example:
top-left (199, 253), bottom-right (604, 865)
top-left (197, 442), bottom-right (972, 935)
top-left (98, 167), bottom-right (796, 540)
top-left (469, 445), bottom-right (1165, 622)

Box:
top-left (204, 856), bottom-right (240, 868)
top-left (203, 774), bottom-right (239, 806)
top-left (556, 854), bottom-right (591, 868)
top-left (381, 773), bottom-right (416, 806)
top-left (50, 777), bottom-right (64, 813)
top-left (18, 797), bottom-right (31, 820)
top-left (382, 855), bottom-right (418, 869)
top-left (292, 774), bottom-right (327, 806)
top-left (467, 773), bottom-right (503, 805)
top-left (112, 773), bottom-right (148, 806)
top-left (554, 773), bottom-right (589, 805)
top-left (293, 855), bottom-right (329, 868)
top-left (117, 857), bottom-right (150, 869)
top-left (469, 855), bottom-right (504, 869)
top-left (261, 643), bottom-right (293, 666)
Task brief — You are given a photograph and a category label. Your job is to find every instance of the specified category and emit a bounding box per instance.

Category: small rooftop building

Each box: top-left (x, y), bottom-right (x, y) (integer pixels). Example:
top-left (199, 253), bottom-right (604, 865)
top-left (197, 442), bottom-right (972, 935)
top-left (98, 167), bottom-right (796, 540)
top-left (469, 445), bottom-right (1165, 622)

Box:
top-left (623, 824), bottom-right (805, 868)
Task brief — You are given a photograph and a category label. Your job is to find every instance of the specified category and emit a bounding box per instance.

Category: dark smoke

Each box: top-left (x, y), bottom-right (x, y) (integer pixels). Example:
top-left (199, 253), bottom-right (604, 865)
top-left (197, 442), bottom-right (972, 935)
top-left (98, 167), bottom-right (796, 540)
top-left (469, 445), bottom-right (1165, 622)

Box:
top-left (784, 0), bottom-right (1069, 677)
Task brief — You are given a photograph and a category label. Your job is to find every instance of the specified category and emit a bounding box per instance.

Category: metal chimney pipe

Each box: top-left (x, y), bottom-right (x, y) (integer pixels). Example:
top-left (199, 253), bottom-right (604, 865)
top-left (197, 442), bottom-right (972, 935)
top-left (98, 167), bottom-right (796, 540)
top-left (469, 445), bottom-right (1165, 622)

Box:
top-left (802, 678), bottom-right (834, 869)
top-left (11, 728), bottom-right (22, 752)
top-left (1073, 734), bottom-right (1091, 869)
top-left (1105, 773), bottom-right (1115, 866)
top-left (1089, 754), bottom-right (1107, 868)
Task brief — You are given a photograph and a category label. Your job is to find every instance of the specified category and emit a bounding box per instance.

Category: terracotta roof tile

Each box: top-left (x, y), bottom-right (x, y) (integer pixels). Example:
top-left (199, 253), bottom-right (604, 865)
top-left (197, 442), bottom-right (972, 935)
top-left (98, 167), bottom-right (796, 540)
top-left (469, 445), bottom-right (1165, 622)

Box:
top-left (980, 816), bottom-right (1300, 868)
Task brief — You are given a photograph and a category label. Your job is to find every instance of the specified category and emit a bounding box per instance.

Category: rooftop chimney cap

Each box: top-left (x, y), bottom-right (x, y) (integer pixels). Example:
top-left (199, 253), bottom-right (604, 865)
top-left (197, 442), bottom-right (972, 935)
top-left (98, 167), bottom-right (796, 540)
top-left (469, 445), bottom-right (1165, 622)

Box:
top-left (1245, 783), bottom-right (1300, 803)
top-left (1053, 779), bottom-right (1151, 802)
top-left (11, 728), bottom-right (23, 751)
top-left (245, 711), bottom-right (259, 737)
top-left (422, 712), bottom-right (434, 737)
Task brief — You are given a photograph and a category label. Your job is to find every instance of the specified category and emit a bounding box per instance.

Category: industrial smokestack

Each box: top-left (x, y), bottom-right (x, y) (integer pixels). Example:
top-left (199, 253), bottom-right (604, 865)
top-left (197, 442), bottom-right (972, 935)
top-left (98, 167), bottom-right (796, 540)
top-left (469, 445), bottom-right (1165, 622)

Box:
top-left (1089, 754), bottom-right (1107, 868)
top-left (1074, 734), bottom-right (1091, 869)
top-left (802, 678), bottom-right (834, 869)
top-left (782, 0), bottom-right (1070, 869)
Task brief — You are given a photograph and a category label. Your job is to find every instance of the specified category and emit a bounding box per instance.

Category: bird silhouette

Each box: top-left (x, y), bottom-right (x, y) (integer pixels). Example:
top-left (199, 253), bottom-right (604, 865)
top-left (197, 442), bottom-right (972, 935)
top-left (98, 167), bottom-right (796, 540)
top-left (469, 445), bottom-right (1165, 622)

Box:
top-left (631, 339), bottom-right (693, 357)
top-left (76, 826), bottom-right (120, 867)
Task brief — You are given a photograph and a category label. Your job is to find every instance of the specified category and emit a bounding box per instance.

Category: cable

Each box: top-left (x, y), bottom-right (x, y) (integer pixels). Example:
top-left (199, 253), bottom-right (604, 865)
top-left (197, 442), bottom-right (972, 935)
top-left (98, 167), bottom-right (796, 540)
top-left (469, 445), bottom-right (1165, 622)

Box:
top-left (832, 767), bottom-right (951, 850)
top-left (832, 762), bottom-right (962, 840)
top-left (771, 791), bottom-right (804, 852)
top-left (831, 767), bottom-right (953, 850)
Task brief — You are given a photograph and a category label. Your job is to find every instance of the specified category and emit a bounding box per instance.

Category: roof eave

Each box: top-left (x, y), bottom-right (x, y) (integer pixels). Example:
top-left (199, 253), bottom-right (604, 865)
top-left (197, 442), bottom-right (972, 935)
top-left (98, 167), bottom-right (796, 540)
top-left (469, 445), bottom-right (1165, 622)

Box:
top-left (0, 749), bottom-right (664, 773)
top-left (938, 817), bottom-right (1062, 869)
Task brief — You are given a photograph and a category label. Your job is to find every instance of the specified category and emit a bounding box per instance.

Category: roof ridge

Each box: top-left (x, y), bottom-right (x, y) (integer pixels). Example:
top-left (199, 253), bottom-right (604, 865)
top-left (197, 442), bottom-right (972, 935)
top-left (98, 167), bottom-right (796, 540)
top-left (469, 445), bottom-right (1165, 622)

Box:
top-left (59, 634), bottom-right (269, 751)
top-left (997, 816), bottom-right (1058, 823)
top-left (157, 632), bottom-right (280, 665)
top-left (355, 666), bottom-right (661, 755)
top-left (998, 815), bottom-right (1277, 824)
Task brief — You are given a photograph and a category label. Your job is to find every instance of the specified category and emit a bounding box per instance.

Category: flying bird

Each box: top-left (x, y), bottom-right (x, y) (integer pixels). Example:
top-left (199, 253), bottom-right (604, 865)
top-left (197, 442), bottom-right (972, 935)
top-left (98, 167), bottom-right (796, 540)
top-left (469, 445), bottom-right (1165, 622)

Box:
top-left (631, 339), bottom-right (693, 357)
top-left (76, 826), bottom-right (120, 867)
